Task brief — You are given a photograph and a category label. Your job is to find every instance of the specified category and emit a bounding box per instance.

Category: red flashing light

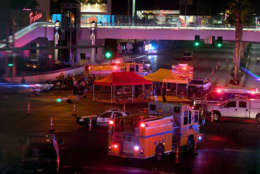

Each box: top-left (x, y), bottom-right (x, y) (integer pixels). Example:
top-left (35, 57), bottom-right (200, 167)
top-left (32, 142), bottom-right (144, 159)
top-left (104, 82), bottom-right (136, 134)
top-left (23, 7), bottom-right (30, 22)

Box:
top-left (216, 88), bottom-right (223, 94)
top-left (114, 59), bottom-right (121, 64)
top-left (250, 91), bottom-right (256, 95)
top-left (182, 66), bottom-right (187, 71)
top-left (140, 122), bottom-right (146, 128)
top-left (108, 120), bottom-right (114, 126)
top-left (113, 65), bottom-right (118, 70)
top-left (112, 144), bottom-right (119, 149)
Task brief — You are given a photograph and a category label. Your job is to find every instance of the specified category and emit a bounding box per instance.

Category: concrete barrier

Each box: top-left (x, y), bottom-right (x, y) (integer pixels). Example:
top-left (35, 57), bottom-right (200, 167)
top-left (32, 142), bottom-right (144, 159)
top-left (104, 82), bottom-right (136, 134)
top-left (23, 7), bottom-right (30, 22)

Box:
top-left (4, 66), bottom-right (84, 84)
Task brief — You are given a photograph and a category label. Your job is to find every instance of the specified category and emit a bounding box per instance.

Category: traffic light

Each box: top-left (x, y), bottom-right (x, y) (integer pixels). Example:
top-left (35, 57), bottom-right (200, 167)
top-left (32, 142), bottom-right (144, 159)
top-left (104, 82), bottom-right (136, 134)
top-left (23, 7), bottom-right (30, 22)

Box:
top-left (216, 37), bottom-right (223, 48)
top-left (104, 51), bottom-right (113, 59)
top-left (194, 35), bottom-right (200, 47)
top-left (104, 39), bottom-right (117, 59)
top-left (8, 57), bottom-right (13, 67)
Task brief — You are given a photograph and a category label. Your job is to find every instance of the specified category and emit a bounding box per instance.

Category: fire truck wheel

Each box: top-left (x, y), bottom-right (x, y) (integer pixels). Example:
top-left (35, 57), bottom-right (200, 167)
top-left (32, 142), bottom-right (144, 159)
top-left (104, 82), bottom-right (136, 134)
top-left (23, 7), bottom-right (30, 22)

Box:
top-left (186, 136), bottom-right (195, 153)
top-left (256, 114), bottom-right (260, 123)
top-left (155, 144), bottom-right (164, 161)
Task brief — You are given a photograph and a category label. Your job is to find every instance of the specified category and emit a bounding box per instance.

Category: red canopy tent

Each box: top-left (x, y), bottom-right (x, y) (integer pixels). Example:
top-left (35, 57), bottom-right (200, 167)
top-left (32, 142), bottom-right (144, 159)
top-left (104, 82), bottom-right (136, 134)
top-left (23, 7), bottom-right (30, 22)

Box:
top-left (93, 72), bottom-right (152, 103)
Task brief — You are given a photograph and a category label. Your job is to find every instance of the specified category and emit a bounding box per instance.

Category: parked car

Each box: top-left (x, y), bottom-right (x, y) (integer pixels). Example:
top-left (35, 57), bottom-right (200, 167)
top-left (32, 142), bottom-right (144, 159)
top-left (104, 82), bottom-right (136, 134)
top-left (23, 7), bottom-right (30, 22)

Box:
top-left (76, 109), bottom-right (129, 127)
top-left (21, 134), bottom-right (61, 173)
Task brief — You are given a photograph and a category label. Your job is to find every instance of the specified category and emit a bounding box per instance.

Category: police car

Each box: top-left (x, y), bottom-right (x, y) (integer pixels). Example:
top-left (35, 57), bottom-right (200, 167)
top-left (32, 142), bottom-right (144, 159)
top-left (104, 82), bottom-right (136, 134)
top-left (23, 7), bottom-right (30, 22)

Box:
top-left (189, 79), bottom-right (211, 91)
top-left (76, 109), bottom-right (129, 127)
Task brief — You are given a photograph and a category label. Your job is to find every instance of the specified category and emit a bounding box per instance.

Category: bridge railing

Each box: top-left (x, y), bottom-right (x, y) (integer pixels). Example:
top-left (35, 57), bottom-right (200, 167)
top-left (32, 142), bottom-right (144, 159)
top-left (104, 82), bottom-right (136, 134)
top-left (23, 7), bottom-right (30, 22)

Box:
top-left (81, 15), bottom-right (260, 30)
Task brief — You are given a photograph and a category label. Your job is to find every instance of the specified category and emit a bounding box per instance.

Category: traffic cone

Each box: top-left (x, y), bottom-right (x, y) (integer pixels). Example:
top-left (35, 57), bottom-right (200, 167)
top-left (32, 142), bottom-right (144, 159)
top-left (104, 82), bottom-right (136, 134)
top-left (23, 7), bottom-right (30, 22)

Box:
top-left (89, 118), bottom-right (92, 132)
top-left (72, 104), bottom-right (77, 117)
top-left (50, 116), bottom-right (55, 133)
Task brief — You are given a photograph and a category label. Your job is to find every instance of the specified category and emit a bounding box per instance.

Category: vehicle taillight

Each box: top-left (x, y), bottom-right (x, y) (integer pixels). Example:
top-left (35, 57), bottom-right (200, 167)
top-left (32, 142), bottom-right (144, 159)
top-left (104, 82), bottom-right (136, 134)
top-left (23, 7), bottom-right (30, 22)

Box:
top-left (140, 122), bottom-right (146, 128)
top-left (109, 120), bottom-right (114, 126)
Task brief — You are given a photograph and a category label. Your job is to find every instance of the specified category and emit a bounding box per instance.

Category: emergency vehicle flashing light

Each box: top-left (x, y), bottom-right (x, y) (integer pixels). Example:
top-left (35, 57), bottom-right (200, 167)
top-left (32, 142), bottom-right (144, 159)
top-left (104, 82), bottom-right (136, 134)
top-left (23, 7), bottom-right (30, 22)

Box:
top-left (198, 135), bottom-right (203, 141)
top-left (109, 120), bottom-right (114, 125)
top-left (112, 144), bottom-right (118, 149)
top-left (140, 122), bottom-right (146, 128)
top-left (134, 145), bottom-right (140, 151)
top-left (113, 65), bottom-right (118, 70)
top-left (114, 59), bottom-right (121, 64)
top-left (216, 88), bottom-right (223, 94)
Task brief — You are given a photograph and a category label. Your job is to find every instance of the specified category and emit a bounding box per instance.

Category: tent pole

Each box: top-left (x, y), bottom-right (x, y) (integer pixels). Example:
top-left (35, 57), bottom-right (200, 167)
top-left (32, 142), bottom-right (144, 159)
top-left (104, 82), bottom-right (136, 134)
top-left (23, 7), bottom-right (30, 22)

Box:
top-left (152, 83), bottom-right (154, 100)
top-left (93, 84), bottom-right (95, 100)
top-left (186, 83), bottom-right (189, 98)
top-left (132, 85), bottom-right (134, 104)
top-left (176, 83), bottom-right (178, 96)
top-left (111, 85), bottom-right (113, 104)
top-left (142, 84), bottom-right (145, 99)
top-left (166, 83), bottom-right (167, 96)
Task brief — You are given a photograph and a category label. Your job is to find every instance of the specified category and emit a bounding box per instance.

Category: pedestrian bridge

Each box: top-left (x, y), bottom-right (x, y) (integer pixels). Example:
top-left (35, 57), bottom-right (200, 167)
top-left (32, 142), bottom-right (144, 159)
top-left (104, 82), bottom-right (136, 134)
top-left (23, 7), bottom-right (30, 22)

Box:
top-left (2, 20), bottom-right (260, 50)
top-left (81, 25), bottom-right (260, 42)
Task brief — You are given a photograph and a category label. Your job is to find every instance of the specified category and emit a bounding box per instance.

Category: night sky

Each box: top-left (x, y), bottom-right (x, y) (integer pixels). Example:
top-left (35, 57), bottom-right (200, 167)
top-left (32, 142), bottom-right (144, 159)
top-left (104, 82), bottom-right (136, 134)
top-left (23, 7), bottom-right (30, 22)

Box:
top-left (112, 0), bottom-right (260, 15)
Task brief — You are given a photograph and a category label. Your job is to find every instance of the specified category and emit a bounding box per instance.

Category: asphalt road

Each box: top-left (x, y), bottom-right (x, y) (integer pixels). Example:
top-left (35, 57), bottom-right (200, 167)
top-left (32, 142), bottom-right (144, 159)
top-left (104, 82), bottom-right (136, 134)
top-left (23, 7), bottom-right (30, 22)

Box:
top-left (1, 41), bottom-right (260, 173)
top-left (0, 91), bottom-right (260, 174)
top-left (141, 41), bottom-right (260, 88)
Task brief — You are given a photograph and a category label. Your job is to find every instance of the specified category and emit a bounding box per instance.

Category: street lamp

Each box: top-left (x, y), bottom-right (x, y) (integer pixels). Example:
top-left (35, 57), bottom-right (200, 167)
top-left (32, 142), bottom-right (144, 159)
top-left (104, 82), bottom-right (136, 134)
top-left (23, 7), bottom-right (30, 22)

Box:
top-left (90, 21), bottom-right (96, 64)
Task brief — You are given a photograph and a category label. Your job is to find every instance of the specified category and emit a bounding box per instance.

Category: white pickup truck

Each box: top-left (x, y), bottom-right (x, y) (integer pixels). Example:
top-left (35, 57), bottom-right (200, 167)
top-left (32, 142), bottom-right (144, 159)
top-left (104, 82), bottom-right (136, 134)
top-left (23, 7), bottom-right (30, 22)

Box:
top-left (207, 98), bottom-right (260, 122)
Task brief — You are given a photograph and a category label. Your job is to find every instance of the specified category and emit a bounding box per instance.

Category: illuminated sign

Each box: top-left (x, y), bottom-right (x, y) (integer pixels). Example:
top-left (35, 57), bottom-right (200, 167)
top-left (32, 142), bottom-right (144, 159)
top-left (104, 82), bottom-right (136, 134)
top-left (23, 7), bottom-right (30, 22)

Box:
top-left (29, 11), bottom-right (43, 24)
top-left (80, 14), bottom-right (114, 27)
top-left (52, 14), bottom-right (62, 23)
top-left (80, 2), bottom-right (108, 13)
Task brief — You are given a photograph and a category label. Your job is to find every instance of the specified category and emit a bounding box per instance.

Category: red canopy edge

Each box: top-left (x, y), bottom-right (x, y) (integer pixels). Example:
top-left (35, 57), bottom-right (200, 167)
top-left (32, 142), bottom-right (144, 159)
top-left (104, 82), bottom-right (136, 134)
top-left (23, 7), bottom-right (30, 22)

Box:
top-left (94, 72), bottom-right (152, 86)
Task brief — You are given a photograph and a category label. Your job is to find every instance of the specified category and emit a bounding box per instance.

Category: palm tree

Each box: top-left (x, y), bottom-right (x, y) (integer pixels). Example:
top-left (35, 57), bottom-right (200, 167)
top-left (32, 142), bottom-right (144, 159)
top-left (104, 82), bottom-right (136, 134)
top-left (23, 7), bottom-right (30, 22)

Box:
top-left (225, 0), bottom-right (254, 85)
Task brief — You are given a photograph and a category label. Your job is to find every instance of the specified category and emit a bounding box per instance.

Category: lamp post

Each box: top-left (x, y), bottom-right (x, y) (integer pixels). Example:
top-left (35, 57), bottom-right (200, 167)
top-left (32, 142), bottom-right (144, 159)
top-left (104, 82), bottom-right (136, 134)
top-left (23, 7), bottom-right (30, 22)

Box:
top-left (90, 21), bottom-right (96, 64)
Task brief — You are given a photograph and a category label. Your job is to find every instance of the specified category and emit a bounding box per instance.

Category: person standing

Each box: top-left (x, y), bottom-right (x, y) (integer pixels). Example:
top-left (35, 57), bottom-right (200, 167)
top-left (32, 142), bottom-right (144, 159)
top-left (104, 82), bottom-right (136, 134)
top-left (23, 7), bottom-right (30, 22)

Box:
top-left (162, 84), bottom-right (167, 102)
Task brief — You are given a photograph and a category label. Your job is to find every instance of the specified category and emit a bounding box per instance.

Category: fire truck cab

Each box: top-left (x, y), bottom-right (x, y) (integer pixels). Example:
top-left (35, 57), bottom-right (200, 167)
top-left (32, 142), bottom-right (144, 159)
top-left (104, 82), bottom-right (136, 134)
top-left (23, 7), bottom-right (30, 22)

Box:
top-left (108, 102), bottom-right (200, 160)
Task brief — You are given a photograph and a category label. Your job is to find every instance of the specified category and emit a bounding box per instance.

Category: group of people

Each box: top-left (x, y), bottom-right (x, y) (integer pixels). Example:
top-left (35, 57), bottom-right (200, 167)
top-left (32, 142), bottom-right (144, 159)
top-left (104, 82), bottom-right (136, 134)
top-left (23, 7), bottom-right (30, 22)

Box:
top-left (54, 73), bottom-right (95, 97)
